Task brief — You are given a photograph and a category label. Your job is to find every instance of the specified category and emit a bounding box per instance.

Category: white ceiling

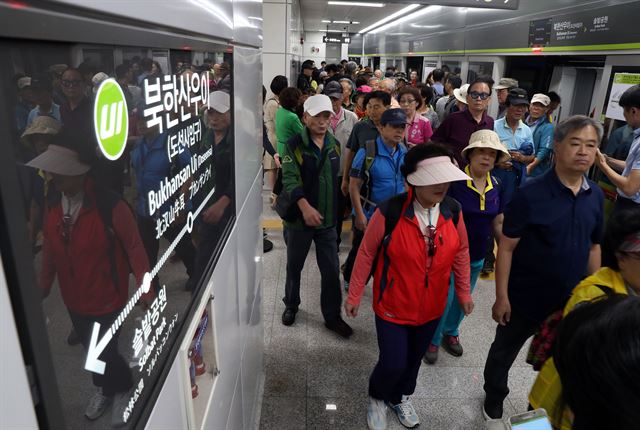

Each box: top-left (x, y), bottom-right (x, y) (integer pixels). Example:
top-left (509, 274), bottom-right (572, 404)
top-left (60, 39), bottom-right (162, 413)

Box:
top-left (300, 0), bottom-right (408, 33)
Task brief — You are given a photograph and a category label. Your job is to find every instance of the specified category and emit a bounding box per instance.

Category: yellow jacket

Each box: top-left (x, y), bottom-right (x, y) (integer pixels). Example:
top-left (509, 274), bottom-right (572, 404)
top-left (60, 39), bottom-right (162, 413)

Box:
top-left (528, 267), bottom-right (629, 429)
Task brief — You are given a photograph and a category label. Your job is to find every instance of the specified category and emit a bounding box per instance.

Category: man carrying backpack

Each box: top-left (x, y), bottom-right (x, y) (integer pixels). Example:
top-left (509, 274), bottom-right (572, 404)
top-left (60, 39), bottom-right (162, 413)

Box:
top-left (343, 108), bottom-right (409, 292)
top-left (280, 94), bottom-right (353, 338)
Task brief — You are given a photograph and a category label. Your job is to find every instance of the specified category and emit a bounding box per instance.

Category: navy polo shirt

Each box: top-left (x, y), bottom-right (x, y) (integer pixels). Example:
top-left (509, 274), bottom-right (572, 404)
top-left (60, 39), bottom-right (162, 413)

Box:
top-left (346, 118), bottom-right (379, 152)
top-left (503, 169), bottom-right (604, 323)
top-left (449, 169), bottom-right (503, 262)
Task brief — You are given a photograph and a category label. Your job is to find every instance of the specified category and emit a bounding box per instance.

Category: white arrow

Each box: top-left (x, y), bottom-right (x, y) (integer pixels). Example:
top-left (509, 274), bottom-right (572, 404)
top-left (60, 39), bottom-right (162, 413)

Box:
top-left (84, 322), bottom-right (113, 375)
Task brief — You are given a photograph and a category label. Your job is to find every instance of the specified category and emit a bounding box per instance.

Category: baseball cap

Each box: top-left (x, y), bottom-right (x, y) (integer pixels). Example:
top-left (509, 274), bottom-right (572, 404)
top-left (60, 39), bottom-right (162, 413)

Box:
top-left (17, 76), bottom-right (32, 90)
top-left (26, 144), bottom-right (90, 176)
top-left (92, 72), bottom-right (110, 88)
top-left (454, 84), bottom-right (470, 104)
top-left (323, 81), bottom-right (343, 99)
top-left (462, 130), bottom-right (511, 164)
top-left (494, 78), bottom-right (519, 90)
top-left (407, 156), bottom-right (471, 186)
top-left (507, 88), bottom-right (529, 106)
top-left (208, 91), bottom-right (230, 113)
top-left (380, 108), bottom-right (408, 126)
top-left (531, 93), bottom-right (551, 106)
top-left (303, 94), bottom-right (333, 116)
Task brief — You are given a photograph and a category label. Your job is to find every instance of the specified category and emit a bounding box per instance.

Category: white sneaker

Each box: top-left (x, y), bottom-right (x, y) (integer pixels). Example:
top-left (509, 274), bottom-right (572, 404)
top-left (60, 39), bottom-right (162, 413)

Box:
top-left (85, 388), bottom-right (112, 420)
top-left (391, 395), bottom-right (420, 428)
top-left (367, 396), bottom-right (388, 430)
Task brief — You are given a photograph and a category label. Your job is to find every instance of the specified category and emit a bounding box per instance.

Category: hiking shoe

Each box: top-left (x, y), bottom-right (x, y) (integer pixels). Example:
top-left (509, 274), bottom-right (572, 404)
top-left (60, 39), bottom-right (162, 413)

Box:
top-left (111, 390), bottom-right (131, 428)
top-left (391, 396), bottom-right (420, 428)
top-left (482, 398), bottom-right (503, 420)
top-left (442, 335), bottom-right (463, 357)
top-left (85, 388), bottom-right (111, 420)
top-left (367, 396), bottom-right (388, 430)
top-left (67, 328), bottom-right (80, 346)
top-left (423, 343), bottom-right (439, 365)
top-left (282, 308), bottom-right (297, 326)
top-left (481, 260), bottom-right (494, 275)
top-left (325, 317), bottom-right (353, 338)
top-left (343, 280), bottom-right (349, 292)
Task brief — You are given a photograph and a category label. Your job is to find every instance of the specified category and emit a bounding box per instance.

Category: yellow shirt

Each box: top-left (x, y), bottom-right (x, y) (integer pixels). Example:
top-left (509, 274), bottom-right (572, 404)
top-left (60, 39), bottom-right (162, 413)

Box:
top-left (528, 267), bottom-right (629, 429)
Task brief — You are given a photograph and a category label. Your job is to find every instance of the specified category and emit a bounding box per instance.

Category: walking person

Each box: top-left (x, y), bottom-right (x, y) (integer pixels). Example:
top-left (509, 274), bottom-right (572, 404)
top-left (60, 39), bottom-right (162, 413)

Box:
top-left (482, 116), bottom-right (605, 420)
top-left (345, 144), bottom-right (474, 430)
top-left (424, 130), bottom-right (509, 364)
top-left (397, 86), bottom-right (433, 147)
top-left (280, 95), bottom-right (353, 338)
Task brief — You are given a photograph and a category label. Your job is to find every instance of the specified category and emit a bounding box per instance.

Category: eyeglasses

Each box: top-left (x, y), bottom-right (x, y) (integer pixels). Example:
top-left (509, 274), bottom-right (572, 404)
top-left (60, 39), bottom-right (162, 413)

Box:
top-left (426, 225), bottom-right (437, 257)
top-left (469, 91), bottom-right (491, 100)
top-left (61, 79), bottom-right (84, 88)
top-left (399, 98), bottom-right (416, 105)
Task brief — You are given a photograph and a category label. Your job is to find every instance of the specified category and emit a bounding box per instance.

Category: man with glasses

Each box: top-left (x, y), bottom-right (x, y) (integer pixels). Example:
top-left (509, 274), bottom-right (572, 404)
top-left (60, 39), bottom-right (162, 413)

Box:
top-left (344, 109), bottom-right (408, 292)
top-left (433, 76), bottom-right (495, 167)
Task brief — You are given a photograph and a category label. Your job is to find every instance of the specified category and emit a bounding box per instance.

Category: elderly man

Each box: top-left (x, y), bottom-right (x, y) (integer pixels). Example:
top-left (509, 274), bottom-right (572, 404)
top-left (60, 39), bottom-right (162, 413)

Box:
top-left (378, 78), bottom-right (401, 108)
top-left (280, 94), bottom-right (353, 338)
top-left (525, 93), bottom-right (555, 177)
top-left (483, 116), bottom-right (604, 420)
top-left (494, 77), bottom-right (518, 119)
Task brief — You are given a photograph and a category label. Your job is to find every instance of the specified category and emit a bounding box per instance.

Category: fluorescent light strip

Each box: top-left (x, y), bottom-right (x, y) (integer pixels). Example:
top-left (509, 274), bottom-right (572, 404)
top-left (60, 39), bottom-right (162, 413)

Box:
top-left (370, 5), bottom-right (442, 34)
top-left (358, 4), bottom-right (419, 34)
top-left (328, 1), bottom-right (385, 7)
top-left (322, 19), bottom-right (331, 23)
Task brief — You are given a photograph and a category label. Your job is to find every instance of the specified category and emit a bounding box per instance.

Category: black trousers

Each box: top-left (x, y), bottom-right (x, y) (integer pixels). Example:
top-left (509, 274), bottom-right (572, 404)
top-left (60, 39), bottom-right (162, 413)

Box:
top-left (283, 226), bottom-right (342, 322)
top-left (69, 309), bottom-right (132, 397)
top-left (369, 316), bottom-right (440, 405)
top-left (612, 195), bottom-right (639, 217)
top-left (335, 178), bottom-right (350, 248)
top-left (138, 215), bottom-right (196, 290)
top-left (342, 221), bottom-right (365, 283)
top-left (483, 308), bottom-right (537, 405)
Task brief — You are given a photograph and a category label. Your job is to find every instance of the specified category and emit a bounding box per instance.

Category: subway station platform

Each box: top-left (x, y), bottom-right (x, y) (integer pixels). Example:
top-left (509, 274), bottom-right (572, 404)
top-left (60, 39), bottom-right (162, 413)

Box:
top-left (258, 189), bottom-right (536, 429)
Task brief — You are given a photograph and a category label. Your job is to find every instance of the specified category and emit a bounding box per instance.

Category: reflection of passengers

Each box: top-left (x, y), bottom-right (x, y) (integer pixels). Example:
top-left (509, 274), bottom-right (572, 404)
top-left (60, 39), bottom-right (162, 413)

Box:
top-left (27, 145), bottom-right (151, 424)
top-left (193, 91), bottom-right (233, 282)
top-left (131, 107), bottom-right (196, 291)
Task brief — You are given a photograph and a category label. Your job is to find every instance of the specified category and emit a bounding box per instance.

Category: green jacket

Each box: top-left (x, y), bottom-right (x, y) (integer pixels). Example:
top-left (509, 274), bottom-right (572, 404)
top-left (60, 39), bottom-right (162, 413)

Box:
top-left (281, 127), bottom-right (341, 230)
top-left (275, 107), bottom-right (304, 155)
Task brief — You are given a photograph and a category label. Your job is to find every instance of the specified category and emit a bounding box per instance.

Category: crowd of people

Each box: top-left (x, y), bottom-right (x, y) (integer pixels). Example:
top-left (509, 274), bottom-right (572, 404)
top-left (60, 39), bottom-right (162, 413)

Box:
top-left (12, 55), bottom-right (233, 426)
top-left (263, 59), bottom-right (640, 430)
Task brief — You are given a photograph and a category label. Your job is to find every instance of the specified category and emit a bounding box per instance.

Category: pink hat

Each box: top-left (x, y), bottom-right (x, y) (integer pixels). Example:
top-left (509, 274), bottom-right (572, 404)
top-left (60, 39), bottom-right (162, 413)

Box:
top-left (407, 156), bottom-right (470, 186)
top-left (357, 85), bottom-right (372, 93)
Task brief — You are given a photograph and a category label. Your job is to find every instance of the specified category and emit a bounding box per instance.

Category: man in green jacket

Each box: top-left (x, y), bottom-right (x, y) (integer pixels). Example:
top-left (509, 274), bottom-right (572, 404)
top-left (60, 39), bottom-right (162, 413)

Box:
top-left (280, 94), bottom-right (353, 338)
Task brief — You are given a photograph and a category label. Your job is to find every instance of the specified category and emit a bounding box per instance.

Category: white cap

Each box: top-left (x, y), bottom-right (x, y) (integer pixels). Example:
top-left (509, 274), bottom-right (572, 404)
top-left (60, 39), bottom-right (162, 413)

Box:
top-left (531, 93), bottom-right (551, 106)
top-left (17, 76), bottom-right (32, 89)
top-left (92, 72), bottom-right (109, 86)
top-left (303, 94), bottom-right (333, 116)
top-left (407, 156), bottom-right (471, 186)
top-left (454, 84), bottom-right (470, 105)
top-left (208, 91), bottom-right (230, 113)
top-left (26, 145), bottom-right (90, 176)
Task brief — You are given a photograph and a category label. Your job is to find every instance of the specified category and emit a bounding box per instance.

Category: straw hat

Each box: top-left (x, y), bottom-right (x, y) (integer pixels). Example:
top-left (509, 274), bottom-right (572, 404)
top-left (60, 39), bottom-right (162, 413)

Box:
top-left (21, 116), bottom-right (61, 142)
top-left (454, 83), bottom-right (470, 104)
top-left (461, 130), bottom-right (511, 164)
top-left (26, 145), bottom-right (90, 176)
top-left (407, 156), bottom-right (471, 186)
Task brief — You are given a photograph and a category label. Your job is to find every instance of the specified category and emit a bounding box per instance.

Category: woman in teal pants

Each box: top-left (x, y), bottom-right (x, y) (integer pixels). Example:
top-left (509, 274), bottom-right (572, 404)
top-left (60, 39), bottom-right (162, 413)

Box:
top-left (424, 130), bottom-right (510, 364)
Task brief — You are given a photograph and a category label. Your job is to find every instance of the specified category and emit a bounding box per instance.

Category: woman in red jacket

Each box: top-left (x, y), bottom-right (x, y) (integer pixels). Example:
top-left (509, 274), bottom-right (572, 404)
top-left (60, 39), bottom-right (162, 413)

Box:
top-left (345, 144), bottom-right (474, 430)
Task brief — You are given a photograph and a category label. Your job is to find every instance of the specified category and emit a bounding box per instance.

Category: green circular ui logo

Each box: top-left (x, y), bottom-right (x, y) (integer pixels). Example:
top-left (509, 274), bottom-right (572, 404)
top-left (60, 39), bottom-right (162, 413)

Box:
top-left (94, 78), bottom-right (128, 161)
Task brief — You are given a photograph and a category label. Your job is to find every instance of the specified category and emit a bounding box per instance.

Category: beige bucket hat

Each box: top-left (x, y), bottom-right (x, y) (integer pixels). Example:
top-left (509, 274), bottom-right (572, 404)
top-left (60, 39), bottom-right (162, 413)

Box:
top-left (26, 144), bottom-right (90, 176)
top-left (461, 130), bottom-right (511, 164)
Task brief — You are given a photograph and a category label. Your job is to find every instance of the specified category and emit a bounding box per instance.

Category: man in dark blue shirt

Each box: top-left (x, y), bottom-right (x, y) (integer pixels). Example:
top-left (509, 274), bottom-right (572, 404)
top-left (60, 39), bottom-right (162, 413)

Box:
top-left (482, 116), bottom-right (605, 420)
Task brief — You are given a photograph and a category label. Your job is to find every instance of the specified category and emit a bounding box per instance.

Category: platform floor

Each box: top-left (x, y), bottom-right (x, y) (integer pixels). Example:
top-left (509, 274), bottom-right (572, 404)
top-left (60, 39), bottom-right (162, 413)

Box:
top-left (259, 190), bottom-right (536, 430)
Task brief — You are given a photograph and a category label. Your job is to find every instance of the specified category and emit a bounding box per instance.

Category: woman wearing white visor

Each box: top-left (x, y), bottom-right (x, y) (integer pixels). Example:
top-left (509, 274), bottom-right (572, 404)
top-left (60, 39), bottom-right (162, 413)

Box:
top-left (345, 144), bottom-right (474, 430)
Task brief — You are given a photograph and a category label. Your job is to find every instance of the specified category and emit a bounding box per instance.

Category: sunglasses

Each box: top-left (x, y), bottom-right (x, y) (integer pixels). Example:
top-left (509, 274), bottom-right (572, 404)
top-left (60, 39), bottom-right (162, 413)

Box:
top-left (426, 224), bottom-right (437, 257)
top-left (61, 79), bottom-right (84, 88)
top-left (469, 91), bottom-right (491, 100)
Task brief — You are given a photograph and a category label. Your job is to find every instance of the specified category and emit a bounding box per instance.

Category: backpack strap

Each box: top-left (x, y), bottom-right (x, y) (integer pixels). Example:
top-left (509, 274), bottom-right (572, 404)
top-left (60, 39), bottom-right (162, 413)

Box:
top-left (594, 284), bottom-right (614, 296)
top-left (374, 192), bottom-right (407, 302)
top-left (442, 195), bottom-right (461, 227)
top-left (360, 139), bottom-right (378, 208)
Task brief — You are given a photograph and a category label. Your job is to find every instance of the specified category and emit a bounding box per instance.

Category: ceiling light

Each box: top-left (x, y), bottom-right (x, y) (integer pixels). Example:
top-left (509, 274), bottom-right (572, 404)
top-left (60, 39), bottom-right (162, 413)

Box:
top-left (358, 4), bottom-right (419, 34)
top-left (370, 5), bottom-right (442, 34)
top-left (325, 29), bottom-right (346, 33)
top-left (328, 1), bottom-right (385, 7)
top-left (248, 16), bottom-right (262, 21)
top-left (333, 20), bottom-right (351, 23)
top-left (322, 19), bottom-right (331, 23)
top-left (410, 23), bottom-right (442, 29)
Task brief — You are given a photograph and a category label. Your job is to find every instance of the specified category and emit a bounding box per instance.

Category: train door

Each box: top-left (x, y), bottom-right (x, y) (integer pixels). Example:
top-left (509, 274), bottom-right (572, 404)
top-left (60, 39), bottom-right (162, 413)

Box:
top-left (406, 56), bottom-right (424, 81)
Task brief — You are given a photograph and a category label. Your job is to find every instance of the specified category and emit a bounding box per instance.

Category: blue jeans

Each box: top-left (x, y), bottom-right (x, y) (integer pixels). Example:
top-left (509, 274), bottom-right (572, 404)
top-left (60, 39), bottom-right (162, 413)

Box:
top-left (431, 259), bottom-right (484, 346)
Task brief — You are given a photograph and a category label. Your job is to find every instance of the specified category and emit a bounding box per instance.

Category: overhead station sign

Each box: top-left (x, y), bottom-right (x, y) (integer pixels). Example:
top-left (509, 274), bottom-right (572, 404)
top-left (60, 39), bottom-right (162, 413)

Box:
top-left (323, 35), bottom-right (351, 44)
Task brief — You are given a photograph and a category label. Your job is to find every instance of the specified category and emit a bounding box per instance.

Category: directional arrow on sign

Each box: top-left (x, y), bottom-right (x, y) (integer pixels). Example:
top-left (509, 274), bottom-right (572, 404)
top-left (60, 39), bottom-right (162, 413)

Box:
top-left (85, 322), bottom-right (113, 375)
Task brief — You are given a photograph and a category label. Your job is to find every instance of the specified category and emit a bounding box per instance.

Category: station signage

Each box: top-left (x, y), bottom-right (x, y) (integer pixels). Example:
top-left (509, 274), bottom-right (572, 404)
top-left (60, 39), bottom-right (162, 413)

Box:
top-left (323, 35), bottom-right (351, 44)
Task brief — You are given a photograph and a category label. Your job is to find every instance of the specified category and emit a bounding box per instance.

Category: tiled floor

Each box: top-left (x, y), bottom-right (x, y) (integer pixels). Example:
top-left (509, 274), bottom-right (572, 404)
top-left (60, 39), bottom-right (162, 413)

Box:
top-left (259, 190), bottom-right (536, 430)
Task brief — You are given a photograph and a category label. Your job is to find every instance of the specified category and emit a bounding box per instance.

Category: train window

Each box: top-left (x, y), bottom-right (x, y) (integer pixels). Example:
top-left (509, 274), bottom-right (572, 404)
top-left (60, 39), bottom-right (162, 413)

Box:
top-left (468, 61), bottom-right (494, 83)
top-left (441, 60), bottom-right (462, 75)
top-left (0, 38), bottom-right (234, 429)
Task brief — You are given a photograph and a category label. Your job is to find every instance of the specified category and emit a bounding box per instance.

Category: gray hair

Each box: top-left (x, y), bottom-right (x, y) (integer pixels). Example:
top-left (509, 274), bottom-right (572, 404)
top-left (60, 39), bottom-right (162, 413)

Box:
top-left (339, 78), bottom-right (354, 91)
top-left (380, 78), bottom-right (396, 92)
top-left (554, 115), bottom-right (603, 144)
